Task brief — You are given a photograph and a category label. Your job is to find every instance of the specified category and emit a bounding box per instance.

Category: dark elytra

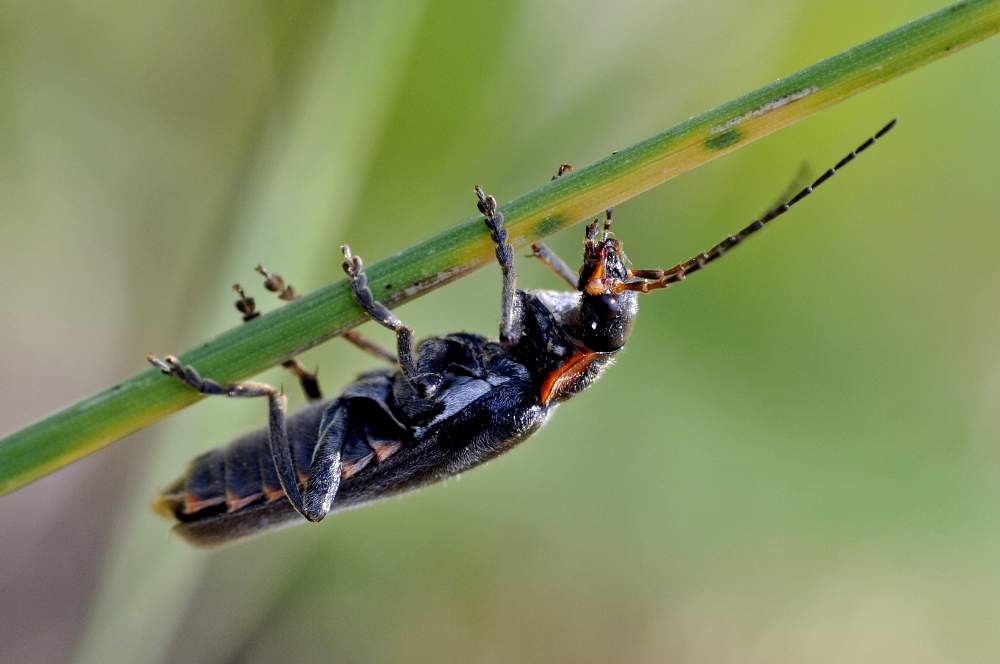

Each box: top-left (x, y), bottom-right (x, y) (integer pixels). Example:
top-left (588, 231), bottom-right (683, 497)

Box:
top-left (149, 120), bottom-right (896, 546)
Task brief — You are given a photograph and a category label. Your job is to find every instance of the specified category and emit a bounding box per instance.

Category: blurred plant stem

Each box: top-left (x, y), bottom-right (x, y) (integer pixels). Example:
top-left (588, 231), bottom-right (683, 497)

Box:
top-left (1, 0), bottom-right (998, 495)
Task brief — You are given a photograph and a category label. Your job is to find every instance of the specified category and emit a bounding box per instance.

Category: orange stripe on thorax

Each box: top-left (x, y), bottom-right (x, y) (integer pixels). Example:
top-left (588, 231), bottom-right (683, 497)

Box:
top-left (539, 350), bottom-right (598, 406)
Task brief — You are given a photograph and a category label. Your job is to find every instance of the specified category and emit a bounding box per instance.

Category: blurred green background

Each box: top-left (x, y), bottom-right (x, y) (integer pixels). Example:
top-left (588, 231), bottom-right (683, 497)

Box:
top-left (2, 1), bottom-right (1000, 662)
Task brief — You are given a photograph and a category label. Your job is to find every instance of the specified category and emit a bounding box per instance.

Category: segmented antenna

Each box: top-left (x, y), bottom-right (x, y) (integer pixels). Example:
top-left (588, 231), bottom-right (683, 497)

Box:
top-left (626, 119), bottom-right (897, 292)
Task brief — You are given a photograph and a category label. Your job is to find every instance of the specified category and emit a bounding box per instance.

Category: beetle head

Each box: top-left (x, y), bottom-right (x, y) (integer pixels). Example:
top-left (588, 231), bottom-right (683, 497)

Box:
top-left (570, 211), bottom-right (638, 352)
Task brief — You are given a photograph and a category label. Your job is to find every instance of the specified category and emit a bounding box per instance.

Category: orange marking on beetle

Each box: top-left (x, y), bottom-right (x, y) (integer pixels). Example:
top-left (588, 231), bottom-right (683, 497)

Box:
top-left (183, 492), bottom-right (226, 514)
top-left (341, 453), bottom-right (375, 480)
top-left (152, 493), bottom-right (180, 519)
top-left (583, 250), bottom-right (607, 295)
top-left (226, 491), bottom-right (262, 512)
top-left (371, 441), bottom-right (402, 462)
top-left (539, 350), bottom-right (598, 405)
top-left (263, 486), bottom-right (285, 503)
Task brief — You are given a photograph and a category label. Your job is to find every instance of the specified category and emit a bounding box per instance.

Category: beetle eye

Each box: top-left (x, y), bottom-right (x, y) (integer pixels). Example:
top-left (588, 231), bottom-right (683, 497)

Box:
top-left (592, 293), bottom-right (620, 320)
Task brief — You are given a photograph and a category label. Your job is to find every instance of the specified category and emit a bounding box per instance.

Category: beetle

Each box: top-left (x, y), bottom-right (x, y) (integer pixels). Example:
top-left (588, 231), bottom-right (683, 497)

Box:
top-left (149, 119), bottom-right (896, 546)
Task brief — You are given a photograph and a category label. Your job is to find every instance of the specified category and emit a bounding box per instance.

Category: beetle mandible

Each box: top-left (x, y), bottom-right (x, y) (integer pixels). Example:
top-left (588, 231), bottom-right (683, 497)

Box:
top-left (149, 120), bottom-right (896, 546)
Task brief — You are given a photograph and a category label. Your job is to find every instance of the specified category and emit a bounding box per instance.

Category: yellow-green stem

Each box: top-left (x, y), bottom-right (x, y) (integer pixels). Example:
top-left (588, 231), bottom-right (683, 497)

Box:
top-left (2, 0), bottom-right (998, 495)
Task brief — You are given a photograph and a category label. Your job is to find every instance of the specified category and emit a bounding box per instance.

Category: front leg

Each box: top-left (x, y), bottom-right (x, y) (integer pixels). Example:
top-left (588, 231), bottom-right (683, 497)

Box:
top-left (475, 185), bottom-right (520, 345)
top-left (529, 163), bottom-right (579, 289)
top-left (530, 243), bottom-right (577, 288)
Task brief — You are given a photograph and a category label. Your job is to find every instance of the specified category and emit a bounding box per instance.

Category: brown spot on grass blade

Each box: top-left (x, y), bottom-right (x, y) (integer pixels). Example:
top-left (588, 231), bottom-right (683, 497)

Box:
top-left (705, 128), bottom-right (743, 150)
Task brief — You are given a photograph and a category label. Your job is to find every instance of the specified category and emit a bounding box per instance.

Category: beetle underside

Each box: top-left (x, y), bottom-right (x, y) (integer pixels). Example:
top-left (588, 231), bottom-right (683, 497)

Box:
top-left (150, 120), bottom-right (896, 545)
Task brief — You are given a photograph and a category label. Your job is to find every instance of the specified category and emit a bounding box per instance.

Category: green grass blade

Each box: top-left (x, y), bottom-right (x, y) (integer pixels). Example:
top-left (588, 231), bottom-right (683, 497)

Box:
top-left (2, 0), bottom-right (999, 495)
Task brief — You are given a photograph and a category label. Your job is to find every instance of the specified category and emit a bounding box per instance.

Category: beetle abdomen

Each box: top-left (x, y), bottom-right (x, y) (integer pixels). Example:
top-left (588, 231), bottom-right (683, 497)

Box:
top-left (154, 369), bottom-right (410, 527)
top-left (153, 400), bottom-right (330, 522)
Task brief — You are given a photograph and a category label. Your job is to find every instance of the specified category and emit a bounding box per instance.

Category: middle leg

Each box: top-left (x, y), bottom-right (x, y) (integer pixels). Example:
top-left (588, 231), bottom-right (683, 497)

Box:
top-left (341, 245), bottom-right (441, 397)
top-left (251, 265), bottom-right (396, 364)
top-left (234, 266), bottom-right (398, 400)
top-left (232, 277), bottom-right (322, 401)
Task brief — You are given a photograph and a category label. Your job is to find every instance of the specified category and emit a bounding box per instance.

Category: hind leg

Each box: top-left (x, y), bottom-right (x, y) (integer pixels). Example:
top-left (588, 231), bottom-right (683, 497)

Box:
top-left (148, 354), bottom-right (309, 519)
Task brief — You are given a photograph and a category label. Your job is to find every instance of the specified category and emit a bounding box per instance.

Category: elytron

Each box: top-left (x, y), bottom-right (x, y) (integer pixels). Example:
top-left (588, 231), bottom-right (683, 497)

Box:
top-left (150, 119), bottom-right (896, 546)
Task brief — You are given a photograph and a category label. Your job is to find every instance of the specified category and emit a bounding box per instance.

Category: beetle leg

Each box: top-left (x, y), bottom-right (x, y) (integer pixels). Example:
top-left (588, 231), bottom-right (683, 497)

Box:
top-left (299, 404), bottom-right (349, 522)
top-left (147, 354), bottom-right (308, 518)
top-left (232, 264), bottom-right (394, 401)
top-left (232, 283), bottom-right (261, 322)
top-left (527, 164), bottom-right (580, 288)
top-left (551, 163), bottom-right (573, 180)
top-left (253, 264), bottom-right (297, 302)
top-left (475, 185), bottom-right (520, 345)
top-left (232, 273), bottom-right (323, 401)
top-left (529, 243), bottom-right (577, 288)
top-left (340, 330), bottom-right (397, 364)
top-left (253, 264), bottom-right (397, 365)
top-left (341, 245), bottom-right (440, 397)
